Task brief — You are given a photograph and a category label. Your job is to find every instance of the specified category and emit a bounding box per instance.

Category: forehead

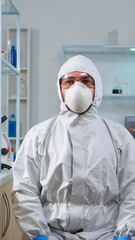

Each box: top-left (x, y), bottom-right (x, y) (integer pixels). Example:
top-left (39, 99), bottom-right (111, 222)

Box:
top-left (64, 71), bottom-right (89, 78)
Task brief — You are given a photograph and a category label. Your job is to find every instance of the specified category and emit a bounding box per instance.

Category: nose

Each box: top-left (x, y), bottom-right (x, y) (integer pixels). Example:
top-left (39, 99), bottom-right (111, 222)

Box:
top-left (74, 78), bottom-right (80, 82)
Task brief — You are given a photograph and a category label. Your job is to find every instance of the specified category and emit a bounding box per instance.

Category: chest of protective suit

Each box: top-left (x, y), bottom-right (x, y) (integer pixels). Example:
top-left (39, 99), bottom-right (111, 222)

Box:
top-left (41, 116), bottom-right (119, 205)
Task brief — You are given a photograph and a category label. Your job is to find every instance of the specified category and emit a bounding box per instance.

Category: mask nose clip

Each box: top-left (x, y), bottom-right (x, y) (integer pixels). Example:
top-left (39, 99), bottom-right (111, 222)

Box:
top-left (75, 81), bottom-right (85, 88)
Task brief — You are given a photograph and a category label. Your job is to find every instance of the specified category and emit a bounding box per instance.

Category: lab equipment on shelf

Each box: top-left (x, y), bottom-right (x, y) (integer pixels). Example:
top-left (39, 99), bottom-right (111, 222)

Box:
top-left (20, 77), bottom-right (27, 97)
top-left (121, 82), bottom-right (128, 94)
top-left (7, 39), bottom-right (11, 63)
top-left (11, 148), bottom-right (14, 162)
top-left (11, 45), bottom-right (17, 67)
top-left (112, 78), bottom-right (122, 94)
top-left (8, 114), bottom-right (16, 137)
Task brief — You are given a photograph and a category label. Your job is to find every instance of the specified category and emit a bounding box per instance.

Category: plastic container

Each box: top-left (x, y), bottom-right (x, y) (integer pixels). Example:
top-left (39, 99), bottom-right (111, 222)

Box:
top-left (8, 148), bottom-right (15, 162)
top-left (11, 45), bottom-right (17, 67)
top-left (10, 148), bottom-right (14, 162)
top-left (14, 152), bottom-right (16, 161)
top-left (8, 114), bottom-right (16, 137)
top-left (21, 78), bottom-right (27, 97)
top-left (7, 39), bottom-right (11, 63)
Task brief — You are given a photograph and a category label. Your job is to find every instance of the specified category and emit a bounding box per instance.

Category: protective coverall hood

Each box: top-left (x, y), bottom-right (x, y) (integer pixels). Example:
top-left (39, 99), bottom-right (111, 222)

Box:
top-left (57, 55), bottom-right (102, 113)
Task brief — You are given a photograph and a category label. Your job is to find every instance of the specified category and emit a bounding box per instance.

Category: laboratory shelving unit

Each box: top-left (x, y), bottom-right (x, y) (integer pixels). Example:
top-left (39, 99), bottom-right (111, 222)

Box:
top-left (61, 45), bottom-right (135, 125)
top-left (6, 27), bottom-right (30, 151)
top-left (0, 0), bottom-right (20, 171)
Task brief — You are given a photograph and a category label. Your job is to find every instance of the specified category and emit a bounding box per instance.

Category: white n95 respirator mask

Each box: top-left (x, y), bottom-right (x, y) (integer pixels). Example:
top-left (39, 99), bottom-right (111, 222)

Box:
top-left (64, 82), bottom-right (93, 114)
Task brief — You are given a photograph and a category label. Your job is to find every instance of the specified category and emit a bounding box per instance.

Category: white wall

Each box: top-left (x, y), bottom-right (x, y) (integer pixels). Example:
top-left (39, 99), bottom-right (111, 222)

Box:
top-left (2, 0), bottom-right (135, 128)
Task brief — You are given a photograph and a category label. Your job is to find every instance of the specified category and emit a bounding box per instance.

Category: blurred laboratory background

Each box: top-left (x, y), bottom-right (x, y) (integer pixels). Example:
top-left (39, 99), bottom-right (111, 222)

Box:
top-left (1, 0), bottom-right (135, 152)
top-left (0, 2), bottom-right (135, 239)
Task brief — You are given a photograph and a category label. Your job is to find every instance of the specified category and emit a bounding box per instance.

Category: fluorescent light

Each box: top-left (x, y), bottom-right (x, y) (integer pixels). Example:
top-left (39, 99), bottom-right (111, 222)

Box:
top-left (129, 48), bottom-right (135, 51)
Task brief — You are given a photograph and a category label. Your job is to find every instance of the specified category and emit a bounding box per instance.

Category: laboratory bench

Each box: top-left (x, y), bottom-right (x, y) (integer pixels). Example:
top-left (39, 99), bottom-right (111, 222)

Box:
top-left (0, 165), bottom-right (22, 240)
top-left (0, 167), bottom-right (13, 187)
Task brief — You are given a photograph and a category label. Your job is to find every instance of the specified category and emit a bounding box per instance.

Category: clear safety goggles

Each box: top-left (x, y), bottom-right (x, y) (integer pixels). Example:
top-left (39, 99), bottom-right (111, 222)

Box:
top-left (60, 72), bottom-right (95, 89)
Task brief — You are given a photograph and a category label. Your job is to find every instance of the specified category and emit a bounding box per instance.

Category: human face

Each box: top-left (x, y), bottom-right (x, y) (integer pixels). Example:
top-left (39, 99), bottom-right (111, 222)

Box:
top-left (60, 71), bottom-right (95, 101)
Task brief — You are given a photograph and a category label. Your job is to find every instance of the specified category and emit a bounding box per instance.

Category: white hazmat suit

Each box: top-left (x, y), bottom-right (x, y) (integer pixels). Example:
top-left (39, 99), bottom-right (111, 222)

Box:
top-left (11, 55), bottom-right (135, 240)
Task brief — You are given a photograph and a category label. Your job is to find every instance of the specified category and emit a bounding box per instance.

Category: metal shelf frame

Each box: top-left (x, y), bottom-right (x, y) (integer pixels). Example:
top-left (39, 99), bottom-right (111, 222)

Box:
top-left (2, 0), bottom-right (19, 15)
top-left (60, 44), bottom-right (135, 65)
top-left (0, 0), bottom-right (20, 171)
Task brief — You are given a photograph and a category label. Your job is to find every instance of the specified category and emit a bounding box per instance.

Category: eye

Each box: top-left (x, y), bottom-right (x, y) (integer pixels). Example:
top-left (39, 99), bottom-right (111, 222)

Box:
top-left (81, 78), bottom-right (91, 84)
top-left (83, 79), bottom-right (90, 84)
top-left (65, 79), bottom-right (75, 85)
top-left (81, 77), bottom-right (94, 86)
top-left (68, 80), bottom-right (74, 84)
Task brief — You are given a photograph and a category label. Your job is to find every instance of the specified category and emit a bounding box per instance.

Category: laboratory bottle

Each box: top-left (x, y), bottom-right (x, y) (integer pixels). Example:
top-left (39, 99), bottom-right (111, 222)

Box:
top-left (21, 78), bottom-right (27, 97)
top-left (9, 148), bottom-right (14, 162)
top-left (112, 78), bottom-right (122, 94)
top-left (11, 45), bottom-right (17, 67)
top-left (14, 152), bottom-right (16, 161)
top-left (8, 114), bottom-right (16, 137)
top-left (11, 148), bottom-right (15, 162)
top-left (7, 39), bottom-right (11, 63)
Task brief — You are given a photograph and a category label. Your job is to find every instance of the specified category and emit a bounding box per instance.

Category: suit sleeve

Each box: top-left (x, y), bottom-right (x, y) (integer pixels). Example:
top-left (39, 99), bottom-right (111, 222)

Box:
top-left (11, 127), bottom-right (50, 240)
top-left (114, 128), bottom-right (135, 239)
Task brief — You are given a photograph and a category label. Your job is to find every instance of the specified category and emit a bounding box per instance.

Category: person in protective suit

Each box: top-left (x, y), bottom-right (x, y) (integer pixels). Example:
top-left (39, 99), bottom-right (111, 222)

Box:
top-left (11, 55), bottom-right (135, 240)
